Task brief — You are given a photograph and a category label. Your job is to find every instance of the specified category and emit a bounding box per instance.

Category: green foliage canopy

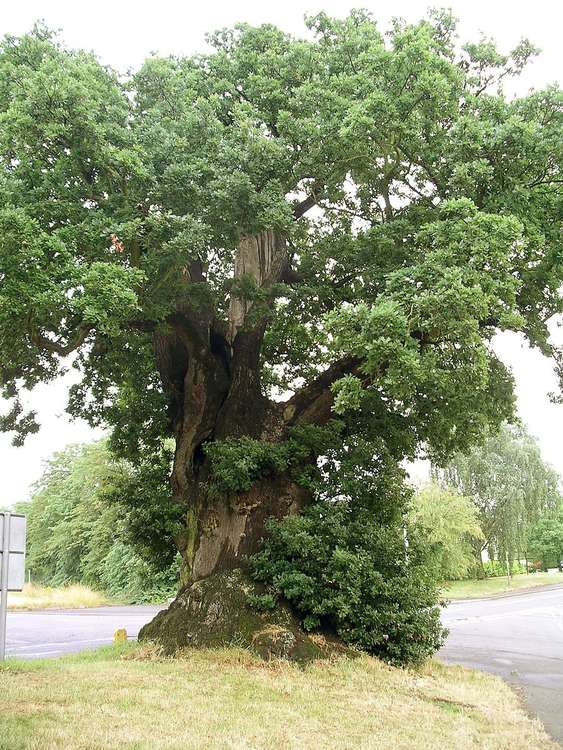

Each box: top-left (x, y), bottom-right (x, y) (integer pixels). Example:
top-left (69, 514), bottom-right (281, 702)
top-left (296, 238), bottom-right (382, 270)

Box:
top-left (0, 12), bottom-right (561, 472)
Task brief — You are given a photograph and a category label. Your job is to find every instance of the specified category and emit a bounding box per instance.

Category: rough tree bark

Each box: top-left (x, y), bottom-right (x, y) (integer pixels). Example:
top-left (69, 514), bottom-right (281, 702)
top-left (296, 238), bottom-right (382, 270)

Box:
top-left (154, 230), bottom-right (331, 586)
top-left (139, 227), bottom-right (355, 657)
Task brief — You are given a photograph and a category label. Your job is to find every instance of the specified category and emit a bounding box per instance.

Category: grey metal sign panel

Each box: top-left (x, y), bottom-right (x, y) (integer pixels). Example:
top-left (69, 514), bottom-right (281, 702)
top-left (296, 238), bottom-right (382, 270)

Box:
top-left (2, 511), bottom-right (27, 658)
top-left (0, 513), bottom-right (26, 552)
top-left (2, 552), bottom-right (25, 591)
top-left (0, 512), bottom-right (26, 592)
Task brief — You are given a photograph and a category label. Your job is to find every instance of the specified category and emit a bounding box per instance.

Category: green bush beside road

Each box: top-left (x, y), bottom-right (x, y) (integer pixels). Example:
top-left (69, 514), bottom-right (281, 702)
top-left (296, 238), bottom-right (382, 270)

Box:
top-left (16, 441), bottom-right (180, 605)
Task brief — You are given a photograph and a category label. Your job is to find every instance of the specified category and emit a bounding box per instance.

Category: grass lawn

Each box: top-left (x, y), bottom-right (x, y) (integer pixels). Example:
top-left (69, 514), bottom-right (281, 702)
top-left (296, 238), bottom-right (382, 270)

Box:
top-left (7, 583), bottom-right (108, 610)
top-left (0, 643), bottom-right (557, 750)
top-left (444, 572), bottom-right (563, 600)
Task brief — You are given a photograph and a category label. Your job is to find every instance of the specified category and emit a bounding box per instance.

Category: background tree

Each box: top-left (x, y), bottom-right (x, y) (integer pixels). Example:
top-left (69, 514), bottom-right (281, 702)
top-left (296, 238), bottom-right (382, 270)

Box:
top-left (408, 483), bottom-right (484, 580)
top-left (527, 503), bottom-right (563, 570)
top-left (18, 441), bottom-right (180, 602)
top-left (1, 13), bottom-right (562, 650)
top-left (439, 424), bottom-right (562, 568)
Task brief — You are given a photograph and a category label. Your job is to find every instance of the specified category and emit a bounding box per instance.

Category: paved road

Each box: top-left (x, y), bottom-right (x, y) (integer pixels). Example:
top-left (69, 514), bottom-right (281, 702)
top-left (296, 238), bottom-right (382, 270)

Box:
top-left (5, 605), bottom-right (163, 659)
top-left (440, 585), bottom-right (563, 745)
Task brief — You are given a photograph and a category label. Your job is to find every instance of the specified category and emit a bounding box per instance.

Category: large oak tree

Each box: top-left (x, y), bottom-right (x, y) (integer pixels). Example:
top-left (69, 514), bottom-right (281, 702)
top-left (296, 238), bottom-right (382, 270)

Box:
top-left (1, 13), bottom-right (562, 615)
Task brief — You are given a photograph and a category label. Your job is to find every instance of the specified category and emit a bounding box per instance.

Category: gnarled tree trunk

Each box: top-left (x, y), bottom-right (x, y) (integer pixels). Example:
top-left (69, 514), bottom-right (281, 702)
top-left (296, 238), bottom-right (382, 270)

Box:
top-left (154, 230), bottom-right (317, 584)
top-left (188, 467), bottom-right (309, 581)
top-left (139, 229), bottom-right (345, 656)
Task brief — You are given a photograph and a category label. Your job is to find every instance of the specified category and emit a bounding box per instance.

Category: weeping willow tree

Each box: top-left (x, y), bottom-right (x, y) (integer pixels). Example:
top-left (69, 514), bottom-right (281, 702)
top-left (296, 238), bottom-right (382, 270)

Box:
top-left (439, 425), bottom-right (562, 567)
top-left (409, 482), bottom-right (484, 580)
top-left (1, 12), bottom-right (562, 649)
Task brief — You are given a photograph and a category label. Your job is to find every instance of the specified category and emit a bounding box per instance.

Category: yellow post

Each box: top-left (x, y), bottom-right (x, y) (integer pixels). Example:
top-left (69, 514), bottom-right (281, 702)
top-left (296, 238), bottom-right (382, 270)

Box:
top-left (113, 628), bottom-right (127, 643)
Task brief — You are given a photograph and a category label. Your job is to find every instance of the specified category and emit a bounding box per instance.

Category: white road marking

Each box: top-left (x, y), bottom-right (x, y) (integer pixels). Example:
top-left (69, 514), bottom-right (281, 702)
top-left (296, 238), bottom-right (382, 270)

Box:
top-left (7, 637), bottom-right (113, 653)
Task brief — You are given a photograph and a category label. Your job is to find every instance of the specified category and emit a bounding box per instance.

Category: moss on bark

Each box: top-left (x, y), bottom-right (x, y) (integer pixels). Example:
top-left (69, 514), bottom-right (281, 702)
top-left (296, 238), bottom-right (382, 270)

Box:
top-left (138, 569), bottom-right (352, 663)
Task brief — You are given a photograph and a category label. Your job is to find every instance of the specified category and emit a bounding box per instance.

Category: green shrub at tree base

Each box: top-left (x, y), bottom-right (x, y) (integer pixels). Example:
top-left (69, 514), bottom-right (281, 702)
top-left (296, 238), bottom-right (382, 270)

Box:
top-left (251, 501), bottom-right (446, 667)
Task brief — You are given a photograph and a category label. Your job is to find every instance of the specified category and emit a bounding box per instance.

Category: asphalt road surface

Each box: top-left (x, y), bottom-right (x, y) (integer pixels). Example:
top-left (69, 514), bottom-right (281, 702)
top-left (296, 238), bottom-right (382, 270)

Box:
top-left (440, 585), bottom-right (563, 745)
top-left (5, 605), bottom-right (163, 659)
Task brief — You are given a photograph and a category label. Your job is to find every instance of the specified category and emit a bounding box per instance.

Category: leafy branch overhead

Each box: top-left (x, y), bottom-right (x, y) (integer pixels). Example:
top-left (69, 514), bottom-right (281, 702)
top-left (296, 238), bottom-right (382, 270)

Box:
top-left (1, 14), bottom-right (561, 456)
top-left (0, 13), bottom-right (561, 581)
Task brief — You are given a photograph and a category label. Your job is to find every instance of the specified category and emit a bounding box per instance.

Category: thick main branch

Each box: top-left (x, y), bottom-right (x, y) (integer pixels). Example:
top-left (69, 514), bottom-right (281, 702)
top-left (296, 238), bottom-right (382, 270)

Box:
top-left (227, 230), bottom-right (288, 343)
top-left (282, 356), bottom-right (363, 427)
top-left (29, 323), bottom-right (92, 356)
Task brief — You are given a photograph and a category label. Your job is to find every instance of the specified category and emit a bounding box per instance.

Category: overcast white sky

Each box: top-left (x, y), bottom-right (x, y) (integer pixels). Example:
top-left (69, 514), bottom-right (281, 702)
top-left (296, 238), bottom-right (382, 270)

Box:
top-left (0, 0), bottom-right (562, 506)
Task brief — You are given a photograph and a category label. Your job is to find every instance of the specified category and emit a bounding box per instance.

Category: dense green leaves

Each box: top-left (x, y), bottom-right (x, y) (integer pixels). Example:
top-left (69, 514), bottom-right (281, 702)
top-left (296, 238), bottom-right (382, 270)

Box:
top-left (251, 440), bottom-right (446, 666)
top-left (205, 421), bottom-right (343, 494)
top-left (252, 503), bottom-right (445, 666)
top-left (0, 13), bottom-right (561, 465)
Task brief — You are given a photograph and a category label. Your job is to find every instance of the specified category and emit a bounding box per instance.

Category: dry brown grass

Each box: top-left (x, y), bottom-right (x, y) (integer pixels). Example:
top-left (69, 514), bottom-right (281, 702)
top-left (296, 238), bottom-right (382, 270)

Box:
top-left (0, 643), bottom-right (558, 750)
top-left (7, 583), bottom-right (108, 611)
